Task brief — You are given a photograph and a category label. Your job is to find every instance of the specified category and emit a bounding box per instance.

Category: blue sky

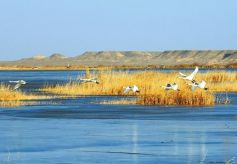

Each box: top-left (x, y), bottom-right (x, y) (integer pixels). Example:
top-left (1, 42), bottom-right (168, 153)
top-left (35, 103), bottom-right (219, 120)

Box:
top-left (0, 0), bottom-right (236, 60)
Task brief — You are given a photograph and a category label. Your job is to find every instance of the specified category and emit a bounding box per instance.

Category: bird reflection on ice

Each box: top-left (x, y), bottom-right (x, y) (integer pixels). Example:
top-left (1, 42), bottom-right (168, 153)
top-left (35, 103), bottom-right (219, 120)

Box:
top-left (132, 124), bottom-right (138, 163)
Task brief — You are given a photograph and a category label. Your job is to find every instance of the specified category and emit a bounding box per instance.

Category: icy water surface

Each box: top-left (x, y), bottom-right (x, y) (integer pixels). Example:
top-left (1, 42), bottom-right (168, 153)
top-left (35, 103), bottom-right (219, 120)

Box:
top-left (0, 70), bottom-right (237, 163)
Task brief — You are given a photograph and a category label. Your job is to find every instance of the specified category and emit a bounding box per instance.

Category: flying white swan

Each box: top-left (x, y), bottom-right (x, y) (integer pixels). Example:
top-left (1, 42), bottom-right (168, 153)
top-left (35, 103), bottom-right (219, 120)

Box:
top-left (162, 83), bottom-right (180, 91)
top-left (9, 80), bottom-right (27, 90)
top-left (189, 80), bottom-right (208, 91)
top-left (179, 67), bottom-right (199, 82)
top-left (78, 78), bottom-right (99, 84)
top-left (124, 85), bottom-right (140, 94)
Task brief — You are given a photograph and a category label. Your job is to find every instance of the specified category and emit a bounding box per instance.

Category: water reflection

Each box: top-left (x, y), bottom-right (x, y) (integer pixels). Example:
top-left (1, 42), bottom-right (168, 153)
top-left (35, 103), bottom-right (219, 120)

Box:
top-left (132, 124), bottom-right (138, 163)
top-left (200, 131), bottom-right (207, 163)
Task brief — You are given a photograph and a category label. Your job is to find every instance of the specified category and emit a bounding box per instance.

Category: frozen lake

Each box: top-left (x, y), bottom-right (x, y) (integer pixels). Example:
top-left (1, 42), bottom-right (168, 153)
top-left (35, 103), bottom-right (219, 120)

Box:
top-left (0, 70), bottom-right (237, 163)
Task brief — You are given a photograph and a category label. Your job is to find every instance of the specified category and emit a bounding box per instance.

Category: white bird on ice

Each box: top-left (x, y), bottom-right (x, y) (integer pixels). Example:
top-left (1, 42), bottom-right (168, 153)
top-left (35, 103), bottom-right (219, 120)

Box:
top-left (124, 85), bottom-right (140, 94)
top-left (9, 80), bottom-right (27, 90)
top-left (162, 83), bottom-right (180, 91)
top-left (78, 78), bottom-right (99, 84)
top-left (179, 67), bottom-right (199, 82)
top-left (189, 80), bottom-right (208, 91)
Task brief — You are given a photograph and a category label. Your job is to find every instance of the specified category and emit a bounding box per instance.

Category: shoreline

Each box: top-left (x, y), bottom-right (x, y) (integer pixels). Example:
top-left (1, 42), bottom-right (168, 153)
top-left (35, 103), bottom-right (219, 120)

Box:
top-left (0, 64), bottom-right (237, 71)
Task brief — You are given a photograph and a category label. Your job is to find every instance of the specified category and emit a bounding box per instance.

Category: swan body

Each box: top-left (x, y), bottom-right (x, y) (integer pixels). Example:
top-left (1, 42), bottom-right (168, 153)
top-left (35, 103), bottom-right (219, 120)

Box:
top-left (124, 85), bottom-right (140, 94)
top-left (162, 83), bottom-right (180, 91)
top-left (78, 78), bottom-right (99, 84)
top-left (189, 80), bottom-right (208, 91)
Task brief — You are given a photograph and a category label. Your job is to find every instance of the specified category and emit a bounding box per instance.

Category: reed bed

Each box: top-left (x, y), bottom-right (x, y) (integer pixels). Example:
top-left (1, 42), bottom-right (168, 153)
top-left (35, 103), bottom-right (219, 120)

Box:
top-left (138, 89), bottom-right (215, 106)
top-left (196, 71), bottom-right (237, 92)
top-left (43, 71), bottom-right (179, 95)
top-left (0, 85), bottom-right (36, 101)
top-left (41, 70), bottom-right (237, 106)
top-left (0, 84), bottom-right (47, 107)
top-left (196, 71), bottom-right (237, 83)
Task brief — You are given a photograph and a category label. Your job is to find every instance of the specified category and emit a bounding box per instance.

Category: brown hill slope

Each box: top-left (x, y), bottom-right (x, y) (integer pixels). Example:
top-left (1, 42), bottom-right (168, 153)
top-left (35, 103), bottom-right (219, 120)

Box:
top-left (0, 50), bottom-right (237, 67)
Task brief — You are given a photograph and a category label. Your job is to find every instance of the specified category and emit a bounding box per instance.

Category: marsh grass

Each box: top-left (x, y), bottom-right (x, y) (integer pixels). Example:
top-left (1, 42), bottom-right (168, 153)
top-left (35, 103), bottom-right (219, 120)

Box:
top-left (0, 85), bottom-right (36, 101)
top-left (195, 72), bottom-right (237, 92)
top-left (42, 71), bottom-right (237, 106)
top-left (199, 71), bottom-right (237, 83)
top-left (138, 89), bottom-right (215, 106)
top-left (0, 84), bottom-right (48, 107)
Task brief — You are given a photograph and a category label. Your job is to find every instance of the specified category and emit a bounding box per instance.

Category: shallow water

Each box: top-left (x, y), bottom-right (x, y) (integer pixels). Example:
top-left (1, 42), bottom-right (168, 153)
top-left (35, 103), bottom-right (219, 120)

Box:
top-left (0, 70), bottom-right (237, 163)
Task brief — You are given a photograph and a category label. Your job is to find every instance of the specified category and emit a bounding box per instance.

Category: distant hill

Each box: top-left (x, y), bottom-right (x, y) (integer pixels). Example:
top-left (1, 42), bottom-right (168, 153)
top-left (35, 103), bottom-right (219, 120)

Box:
top-left (1, 50), bottom-right (237, 67)
top-left (49, 53), bottom-right (67, 60)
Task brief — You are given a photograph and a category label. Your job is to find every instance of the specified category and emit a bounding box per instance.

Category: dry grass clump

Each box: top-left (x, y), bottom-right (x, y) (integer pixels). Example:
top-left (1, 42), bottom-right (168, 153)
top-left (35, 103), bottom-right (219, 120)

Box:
top-left (0, 84), bottom-right (47, 107)
top-left (0, 85), bottom-right (36, 101)
top-left (196, 72), bottom-right (237, 92)
top-left (138, 89), bottom-right (215, 106)
top-left (197, 71), bottom-right (237, 83)
top-left (42, 71), bottom-right (219, 106)
top-left (208, 83), bottom-right (237, 92)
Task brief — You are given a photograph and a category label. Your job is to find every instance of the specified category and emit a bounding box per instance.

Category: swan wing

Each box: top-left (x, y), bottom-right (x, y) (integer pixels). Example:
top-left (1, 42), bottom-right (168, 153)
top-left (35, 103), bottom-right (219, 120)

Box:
top-left (186, 67), bottom-right (199, 80)
top-left (191, 85), bottom-right (198, 91)
top-left (133, 85), bottom-right (139, 91)
top-left (78, 79), bottom-right (86, 84)
top-left (172, 84), bottom-right (178, 90)
top-left (179, 72), bottom-right (187, 77)
top-left (124, 87), bottom-right (131, 94)
top-left (13, 83), bottom-right (21, 90)
top-left (9, 80), bottom-right (18, 83)
top-left (91, 78), bottom-right (97, 80)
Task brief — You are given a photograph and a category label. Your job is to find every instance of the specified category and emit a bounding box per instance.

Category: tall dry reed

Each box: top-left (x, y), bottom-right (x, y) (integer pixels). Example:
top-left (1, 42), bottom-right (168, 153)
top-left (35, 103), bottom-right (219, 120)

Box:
top-left (0, 84), bottom-right (47, 107)
top-left (42, 71), bottom-right (228, 106)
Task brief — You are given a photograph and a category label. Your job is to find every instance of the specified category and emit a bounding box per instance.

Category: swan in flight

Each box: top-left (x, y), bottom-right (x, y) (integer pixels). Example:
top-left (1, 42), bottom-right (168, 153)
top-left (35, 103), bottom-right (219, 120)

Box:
top-left (162, 83), bottom-right (180, 91)
top-left (179, 67), bottom-right (199, 82)
top-left (189, 80), bottom-right (208, 91)
top-left (78, 78), bottom-right (99, 84)
top-left (9, 80), bottom-right (27, 90)
top-left (124, 85), bottom-right (140, 94)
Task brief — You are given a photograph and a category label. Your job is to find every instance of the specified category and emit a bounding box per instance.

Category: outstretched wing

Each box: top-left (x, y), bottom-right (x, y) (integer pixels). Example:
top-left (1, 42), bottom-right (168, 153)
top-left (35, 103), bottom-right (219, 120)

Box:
top-left (13, 83), bottom-right (21, 90)
top-left (179, 72), bottom-right (187, 77)
top-left (188, 83), bottom-right (197, 91)
top-left (191, 85), bottom-right (198, 91)
top-left (9, 81), bottom-right (18, 83)
top-left (91, 78), bottom-right (97, 81)
top-left (186, 67), bottom-right (199, 80)
top-left (124, 87), bottom-right (131, 94)
top-left (133, 85), bottom-right (139, 92)
top-left (172, 84), bottom-right (178, 90)
top-left (78, 79), bottom-right (86, 84)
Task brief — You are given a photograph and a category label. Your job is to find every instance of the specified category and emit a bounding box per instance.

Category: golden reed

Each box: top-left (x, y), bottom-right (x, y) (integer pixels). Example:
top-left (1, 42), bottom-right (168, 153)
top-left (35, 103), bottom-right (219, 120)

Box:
top-left (0, 84), bottom-right (47, 107)
top-left (41, 70), bottom-right (237, 106)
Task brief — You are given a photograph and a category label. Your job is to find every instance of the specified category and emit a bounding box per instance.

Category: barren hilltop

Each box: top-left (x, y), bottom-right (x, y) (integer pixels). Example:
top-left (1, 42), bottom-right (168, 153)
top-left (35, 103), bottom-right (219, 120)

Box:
top-left (1, 50), bottom-right (237, 68)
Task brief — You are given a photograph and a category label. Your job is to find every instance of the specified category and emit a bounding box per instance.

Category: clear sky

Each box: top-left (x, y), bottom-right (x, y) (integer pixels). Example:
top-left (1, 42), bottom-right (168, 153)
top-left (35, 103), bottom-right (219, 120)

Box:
top-left (0, 0), bottom-right (236, 60)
